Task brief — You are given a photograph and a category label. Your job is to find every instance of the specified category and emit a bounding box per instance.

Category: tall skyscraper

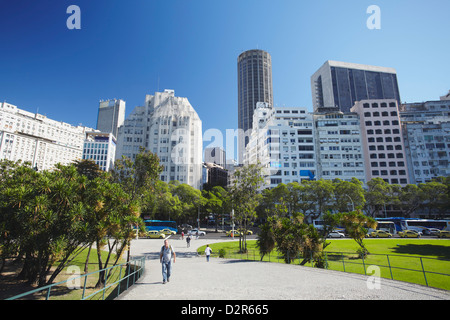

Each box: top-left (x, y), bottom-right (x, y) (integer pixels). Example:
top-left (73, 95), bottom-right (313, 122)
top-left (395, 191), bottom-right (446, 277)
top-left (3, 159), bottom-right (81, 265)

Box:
top-left (96, 99), bottom-right (126, 139)
top-left (311, 61), bottom-right (401, 113)
top-left (116, 90), bottom-right (203, 189)
top-left (237, 49), bottom-right (273, 163)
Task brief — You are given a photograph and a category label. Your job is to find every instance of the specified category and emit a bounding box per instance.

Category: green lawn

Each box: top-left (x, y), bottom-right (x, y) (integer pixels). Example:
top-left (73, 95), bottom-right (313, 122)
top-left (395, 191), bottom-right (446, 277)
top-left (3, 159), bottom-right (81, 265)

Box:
top-left (198, 239), bottom-right (450, 291)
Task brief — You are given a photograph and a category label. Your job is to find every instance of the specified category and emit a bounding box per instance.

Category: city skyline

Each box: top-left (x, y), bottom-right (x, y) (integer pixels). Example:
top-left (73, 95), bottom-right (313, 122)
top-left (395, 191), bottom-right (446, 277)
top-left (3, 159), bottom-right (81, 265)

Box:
top-left (1, 1), bottom-right (449, 161)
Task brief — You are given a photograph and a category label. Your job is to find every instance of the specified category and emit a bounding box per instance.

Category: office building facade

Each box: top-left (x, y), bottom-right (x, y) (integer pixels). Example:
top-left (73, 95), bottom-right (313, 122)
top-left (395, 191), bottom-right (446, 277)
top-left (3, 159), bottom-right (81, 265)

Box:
top-left (204, 146), bottom-right (226, 167)
top-left (311, 61), bottom-right (401, 113)
top-left (82, 132), bottom-right (117, 171)
top-left (96, 99), bottom-right (126, 139)
top-left (245, 103), bottom-right (316, 188)
top-left (116, 90), bottom-right (203, 189)
top-left (314, 111), bottom-right (366, 183)
top-left (237, 49), bottom-right (273, 164)
top-left (0, 102), bottom-right (93, 171)
top-left (351, 99), bottom-right (409, 186)
top-left (400, 94), bottom-right (450, 183)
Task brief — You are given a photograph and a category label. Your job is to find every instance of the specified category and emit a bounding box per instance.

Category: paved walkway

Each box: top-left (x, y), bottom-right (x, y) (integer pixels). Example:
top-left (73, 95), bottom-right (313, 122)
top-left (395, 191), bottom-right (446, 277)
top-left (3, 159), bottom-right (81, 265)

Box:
top-left (116, 237), bottom-right (450, 300)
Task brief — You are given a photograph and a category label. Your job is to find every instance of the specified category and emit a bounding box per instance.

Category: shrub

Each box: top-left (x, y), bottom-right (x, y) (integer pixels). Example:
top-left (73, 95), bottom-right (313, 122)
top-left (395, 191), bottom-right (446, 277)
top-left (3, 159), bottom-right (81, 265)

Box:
top-left (218, 249), bottom-right (227, 258)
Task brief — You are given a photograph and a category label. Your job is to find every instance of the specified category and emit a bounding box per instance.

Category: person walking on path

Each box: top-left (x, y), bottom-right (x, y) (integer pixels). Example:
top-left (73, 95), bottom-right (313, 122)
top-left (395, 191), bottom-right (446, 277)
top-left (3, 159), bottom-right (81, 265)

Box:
top-left (205, 244), bottom-right (213, 262)
top-left (159, 239), bottom-right (176, 284)
top-left (186, 235), bottom-right (191, 248)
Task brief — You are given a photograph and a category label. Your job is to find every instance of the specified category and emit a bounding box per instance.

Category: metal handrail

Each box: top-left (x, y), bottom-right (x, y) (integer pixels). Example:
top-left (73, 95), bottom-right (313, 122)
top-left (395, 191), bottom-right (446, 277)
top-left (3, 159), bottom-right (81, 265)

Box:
top-left (206, 249), bottom-right (450, 290)
top-left (5, 256), bottom-right (145, 300)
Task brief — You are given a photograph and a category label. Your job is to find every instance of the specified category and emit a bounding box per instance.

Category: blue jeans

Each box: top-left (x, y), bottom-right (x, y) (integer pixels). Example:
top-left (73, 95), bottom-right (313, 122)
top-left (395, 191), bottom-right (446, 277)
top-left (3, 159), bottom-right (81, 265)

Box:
top-left (206, 255), bottom-right (210, 262)
top-left (162, 260), bottom-right (172, 282)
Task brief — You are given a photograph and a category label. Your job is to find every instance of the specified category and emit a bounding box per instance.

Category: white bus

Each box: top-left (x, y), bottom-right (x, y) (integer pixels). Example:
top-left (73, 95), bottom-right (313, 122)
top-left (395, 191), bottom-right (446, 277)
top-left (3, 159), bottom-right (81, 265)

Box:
top-left (375, 221), bottom-right (396, 234)
top-left (400, 219), bottom-right (450, 235)
top-left (312, 220), bottom-right (346, 233)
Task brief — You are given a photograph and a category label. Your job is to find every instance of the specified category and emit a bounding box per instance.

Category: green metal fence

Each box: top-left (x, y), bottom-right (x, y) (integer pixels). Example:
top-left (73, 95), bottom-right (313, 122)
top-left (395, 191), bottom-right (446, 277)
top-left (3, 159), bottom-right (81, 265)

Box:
top-left (206, 249), bottom-right (450, 290)
top-left (5, 256), bottom-right (145, 300)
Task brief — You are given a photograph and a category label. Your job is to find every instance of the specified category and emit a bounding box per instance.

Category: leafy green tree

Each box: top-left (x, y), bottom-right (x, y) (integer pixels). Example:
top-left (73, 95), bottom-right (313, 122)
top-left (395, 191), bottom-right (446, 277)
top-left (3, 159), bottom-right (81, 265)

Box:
top-left (110, 147), bottom-right (163, 263)
top-left (271, 215), bottom-right (305, 264)
top-left (419, 180), bottom-right (448, 218)
top-left (398, 184), bottom-right (424, 218)
top-left (0, 161), bottom-right (94, 286)
top-left (202, 186), bottom-right (229, 232)
top-left (74, 159), bottom-right (102, 180)
top-left (171, 183), bottom-right (205, 225)
top-left (300, 179), bottom-right (334, 220)
top-left (230, 163), bottom-right (264, 253)
top-left (339, 211), bottom-right (377, 257)
top-left (332, 178), bottom-right (365, 213)
top-left (364, 178), bottom-right (392, 217)
top-left (256, 220), bottom-right (276, 261)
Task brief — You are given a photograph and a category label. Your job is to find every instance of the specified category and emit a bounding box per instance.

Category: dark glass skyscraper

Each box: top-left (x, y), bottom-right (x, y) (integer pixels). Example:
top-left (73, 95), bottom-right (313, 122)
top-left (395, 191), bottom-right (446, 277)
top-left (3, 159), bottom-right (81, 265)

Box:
top-left (311, 61), bottom-right (401, 113)
top-left (237, 49), bottom-right (273, 163)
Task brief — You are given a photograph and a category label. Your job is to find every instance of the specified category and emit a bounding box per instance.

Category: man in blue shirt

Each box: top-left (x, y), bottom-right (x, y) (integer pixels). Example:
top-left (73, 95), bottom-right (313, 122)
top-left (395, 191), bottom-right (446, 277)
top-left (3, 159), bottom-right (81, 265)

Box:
top-left (159, 239), bottom-right (176, 284)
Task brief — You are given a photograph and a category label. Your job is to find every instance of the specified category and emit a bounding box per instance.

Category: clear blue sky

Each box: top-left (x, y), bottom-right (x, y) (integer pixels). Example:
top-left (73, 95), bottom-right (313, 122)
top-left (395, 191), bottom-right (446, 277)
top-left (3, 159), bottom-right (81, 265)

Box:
top-left (1, 0), bottom-right (449, 156)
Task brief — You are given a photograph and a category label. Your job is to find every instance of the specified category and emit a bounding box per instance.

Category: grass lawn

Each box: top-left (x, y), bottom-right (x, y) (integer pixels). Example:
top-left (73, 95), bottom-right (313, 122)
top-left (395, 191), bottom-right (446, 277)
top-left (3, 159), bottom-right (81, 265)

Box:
top-left (198, 239), bottom-right (450, 291)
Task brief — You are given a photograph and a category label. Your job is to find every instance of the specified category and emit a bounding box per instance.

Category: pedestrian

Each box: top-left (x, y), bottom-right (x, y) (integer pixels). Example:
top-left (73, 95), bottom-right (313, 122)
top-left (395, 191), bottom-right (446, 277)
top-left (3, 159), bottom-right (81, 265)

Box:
top-left (186, 235), bottom-right (191, 248)
top-left (205, 244), bottom-right (213, 262)
top-left (181, 231), bottom-right (184, 240)
top-left (159, 239), bottom-right (176, 284)
top-left (196, 231), bottom-right (199, 240)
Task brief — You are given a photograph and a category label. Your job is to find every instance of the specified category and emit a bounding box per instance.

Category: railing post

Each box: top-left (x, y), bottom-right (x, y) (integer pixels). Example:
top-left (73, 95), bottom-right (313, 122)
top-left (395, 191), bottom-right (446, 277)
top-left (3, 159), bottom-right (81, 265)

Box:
top-left (117, 265), bottom-right (123, 296)
top-left (362, 254), bottom-right (366, 275)
top-left (341, 253), bottom-right (346, 272)
top-left (82, 273), bottom-right (88, 300)
top-left (386, 255), bottom-right (394, 280)
top-left (420, 257), bottom-right (428, 287)
top-left (102, 268), bottom-right (109, 300)
top-left (126, 263), bottom-right (130, 290)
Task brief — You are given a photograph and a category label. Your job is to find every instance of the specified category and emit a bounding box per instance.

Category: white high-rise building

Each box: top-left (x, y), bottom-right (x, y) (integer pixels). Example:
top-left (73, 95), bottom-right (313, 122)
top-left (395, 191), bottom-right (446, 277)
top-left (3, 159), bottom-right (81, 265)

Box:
top-left (0, 101), bottom-right (94, 171)
top-left (245, 102), bottom-right (316, 188)
top-left (400, 94), bottom-right (450, 183)
top-left (96, 99), bottom-right (125, 139)
top-left (351, 99), bottom-right (409, 186)
top-left (82, 132), bottom-right (117, 171)
top-left (116, 90), bottom-right (203, 189)
top-left (314, 111), bottom-right (366, 183)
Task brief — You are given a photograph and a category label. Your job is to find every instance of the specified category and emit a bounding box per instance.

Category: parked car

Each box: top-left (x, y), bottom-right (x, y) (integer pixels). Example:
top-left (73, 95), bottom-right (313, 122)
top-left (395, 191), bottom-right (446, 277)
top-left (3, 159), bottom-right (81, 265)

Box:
top-left (226, 230), bottom-right (242, 237)
top-left (188, 229), bottom-right (206, 236)
top-left (161, 228), bottom-right (176, 235)
top-left (146, 230), bottom-right (166, 239)
top-left (422, 228), bottom-right (440, 236)
top-left (327, 231), bottom-right (345, 238)
top-left (237, 228), bottom-right (253, 235)
top-left (368, 230), bottom-right (392, 238)
top-left (437, 230), bottom-right (450, 238)
top-left (398, 230), bottom-right (421, 238)
top-left (180, 224), bottom-right (192, 230)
